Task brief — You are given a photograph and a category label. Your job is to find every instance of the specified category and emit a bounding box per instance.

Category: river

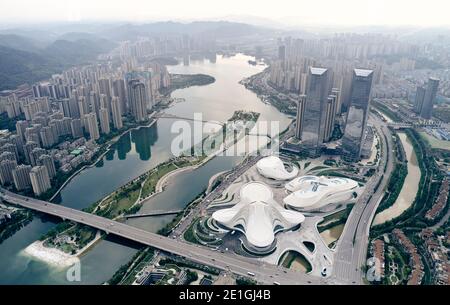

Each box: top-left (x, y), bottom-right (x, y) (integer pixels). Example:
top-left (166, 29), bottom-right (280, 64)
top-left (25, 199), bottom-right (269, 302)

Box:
top-left (372, 132), bottom-right (421, 225)
top-left (0, 53), bottom-right (291, 284)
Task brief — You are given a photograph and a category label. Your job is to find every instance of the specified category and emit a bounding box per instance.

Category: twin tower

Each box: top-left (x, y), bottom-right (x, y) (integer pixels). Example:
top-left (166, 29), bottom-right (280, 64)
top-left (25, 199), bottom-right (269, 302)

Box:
top-left (295, 67), bottom-right (374, 161)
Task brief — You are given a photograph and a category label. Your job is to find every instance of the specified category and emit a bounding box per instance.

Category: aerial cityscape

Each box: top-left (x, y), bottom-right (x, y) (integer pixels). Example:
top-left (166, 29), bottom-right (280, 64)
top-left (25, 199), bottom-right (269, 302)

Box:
top-left (0, 0), bottom-right (450, 290)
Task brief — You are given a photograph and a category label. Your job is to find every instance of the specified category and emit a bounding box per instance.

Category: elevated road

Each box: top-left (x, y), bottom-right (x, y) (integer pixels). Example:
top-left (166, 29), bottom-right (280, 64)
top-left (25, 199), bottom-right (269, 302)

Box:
top-left (331, 115), bottom-right (395, 284)
top-left (122, 210), bottom-right (183, 218)
top-left (0, 188), bottom-right (324, 285)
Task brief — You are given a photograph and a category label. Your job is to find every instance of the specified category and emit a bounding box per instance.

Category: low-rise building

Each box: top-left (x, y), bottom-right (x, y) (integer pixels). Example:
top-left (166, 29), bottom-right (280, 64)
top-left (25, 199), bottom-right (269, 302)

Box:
top-left (392, 229), bottom-right (424, 285)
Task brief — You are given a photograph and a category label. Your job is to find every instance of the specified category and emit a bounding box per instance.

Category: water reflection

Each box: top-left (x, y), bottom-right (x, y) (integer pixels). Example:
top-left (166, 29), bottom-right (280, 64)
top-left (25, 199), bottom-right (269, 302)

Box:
top-left (131, 123), bottom-right (158, 161)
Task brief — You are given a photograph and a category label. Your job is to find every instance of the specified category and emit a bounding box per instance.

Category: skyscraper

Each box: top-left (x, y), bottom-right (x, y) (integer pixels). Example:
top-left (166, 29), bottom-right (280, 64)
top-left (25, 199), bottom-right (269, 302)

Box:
top-left (295, 95), bottom-right (306, 139)
top-left (0, 159), bottom-right (17, 186)
top-left (30, 147), bottom-right (46, 167)
top-left (323, 95), bottom-right (337, 142)
top-left (15, 120), bottom-right (29, 142)
top-left (0, 151), bottom-right (15, 162)
top-left (98, 78), bottom-right (112, 100)
top-left (12, 164), bottom-right (32, 191)
top-left (38, 154), bottom-right (56, 179)
top-left (40, 126), bottom-right (56, 148)
top-left (331, 88), bottom-right (342, 115)
top-left (78, 96), bottom-right (90, 117)
top-left (278, 45), bottom-right (286, 61)
top-left (128, 80), bottom-right (147, 122)
top-left (68, 97), bottom-right (81, 119)
top-left (23, 141), bottom-right (39, 165)
top-left (419, 77), bottom-right (440, 119)
top-left (301, 67), bottom-right (330, 156)
top-left (112, 79), bottom-right (127, 113)
top-left (89, 91), bottom-right (100, 118)
top-left (0, 143), bottom-right (18, 161)
top-left (70, 118), bottom-right (83, 139)
top-left (111, 96), bottom-right (123, 130)
top-left (414, 85), bottom-right (426, 114)
top-left (99, 108), bottom-right (111, 135)
top-left (342, 69), bottom-right (374, 161)
top-left (99, 79), bottom-right (112, 116)
top-left (85, 113), bottom-right (100, 141)
top-left (30, 165), bottom-right (51, 196)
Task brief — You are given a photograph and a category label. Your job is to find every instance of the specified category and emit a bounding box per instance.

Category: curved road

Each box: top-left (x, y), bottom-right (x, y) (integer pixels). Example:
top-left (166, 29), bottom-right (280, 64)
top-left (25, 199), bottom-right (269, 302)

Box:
top-left (331, 115), bottom-right (394, 284)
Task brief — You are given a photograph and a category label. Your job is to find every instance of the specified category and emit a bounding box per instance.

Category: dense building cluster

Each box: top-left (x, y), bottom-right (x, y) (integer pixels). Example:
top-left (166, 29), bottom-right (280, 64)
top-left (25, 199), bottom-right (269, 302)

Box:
top-left (392, 229), bottom-right (425, 285)
top-left (425, 178), bottom-right (449, 221)
top-left (0, 53), bottom-right (172, 197)
top-left (119, 34), bottom-right (216, 60)
top-left (270, 36), bottom-right (383, 161)
top-left (420, 229), bottom-right (449, 285)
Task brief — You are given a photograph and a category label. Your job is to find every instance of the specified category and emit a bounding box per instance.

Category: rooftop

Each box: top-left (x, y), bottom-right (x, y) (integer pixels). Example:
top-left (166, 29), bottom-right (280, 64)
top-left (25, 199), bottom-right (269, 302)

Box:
top-left (354, 68), bottom-right (374, 77)
top-left (310, 67), bottom-right (328, 76)
top-left (212, 182), bottom-right (305, 249)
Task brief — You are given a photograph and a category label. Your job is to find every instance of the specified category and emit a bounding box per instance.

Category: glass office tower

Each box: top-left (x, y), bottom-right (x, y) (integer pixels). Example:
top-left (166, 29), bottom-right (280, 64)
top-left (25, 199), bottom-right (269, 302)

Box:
top-left (301, 67), bottom-right (329, 157)
top-left (342, 69), bottom-right (374, 161)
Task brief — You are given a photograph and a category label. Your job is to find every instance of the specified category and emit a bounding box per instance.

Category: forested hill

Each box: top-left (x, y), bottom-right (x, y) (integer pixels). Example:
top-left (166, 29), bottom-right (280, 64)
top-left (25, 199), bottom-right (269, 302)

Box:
top-left (0, 34), bottom-right (117, 91)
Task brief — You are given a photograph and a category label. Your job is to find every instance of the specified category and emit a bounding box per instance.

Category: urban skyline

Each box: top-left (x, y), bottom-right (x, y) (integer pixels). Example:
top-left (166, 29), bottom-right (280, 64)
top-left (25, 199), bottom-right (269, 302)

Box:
top-left (0, 2), bottom-right (449, 292)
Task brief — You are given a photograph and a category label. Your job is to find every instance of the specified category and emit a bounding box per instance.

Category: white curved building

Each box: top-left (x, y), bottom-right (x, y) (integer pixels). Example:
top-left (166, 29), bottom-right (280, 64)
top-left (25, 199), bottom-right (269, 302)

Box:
top-left (212, 182), bottom-right (305, 251)
top-left (256, 156), bottom-right (299, 180)
top-left (283, 176), bottom-right (359, 210)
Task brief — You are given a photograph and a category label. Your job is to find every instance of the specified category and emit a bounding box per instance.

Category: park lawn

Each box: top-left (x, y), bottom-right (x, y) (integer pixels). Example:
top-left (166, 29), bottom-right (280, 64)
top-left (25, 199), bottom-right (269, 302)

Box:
top-left (94, 183), bottom-right (141, 218)
top-left (141, 163), bottom-right (178, 198)
top-left (183, 219), bottom-right (201, 245)
top-left (76, 227), bottom-right (97, 246)
top-left (419, 131), bottom-right (450, 151)
top-left (114, 189), bottom-right (140, 213)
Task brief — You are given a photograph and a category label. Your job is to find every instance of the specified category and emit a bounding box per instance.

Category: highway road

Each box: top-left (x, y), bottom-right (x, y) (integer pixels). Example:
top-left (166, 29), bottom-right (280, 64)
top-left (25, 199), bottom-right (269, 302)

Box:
top-left (0, 188), bottom-right (324, 285)
top-left (331, 115), bottom-right (395, 284)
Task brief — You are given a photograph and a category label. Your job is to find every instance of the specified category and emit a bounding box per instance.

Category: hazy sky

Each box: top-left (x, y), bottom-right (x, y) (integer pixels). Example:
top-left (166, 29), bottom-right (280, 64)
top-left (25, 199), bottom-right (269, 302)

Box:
top-left (1, 0), bottom-right (449, 27)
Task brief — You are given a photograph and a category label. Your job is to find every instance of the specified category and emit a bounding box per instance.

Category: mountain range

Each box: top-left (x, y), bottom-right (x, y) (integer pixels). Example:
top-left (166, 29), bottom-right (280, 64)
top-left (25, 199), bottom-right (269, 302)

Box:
top-left (0, 21), bottom-right (271, 91)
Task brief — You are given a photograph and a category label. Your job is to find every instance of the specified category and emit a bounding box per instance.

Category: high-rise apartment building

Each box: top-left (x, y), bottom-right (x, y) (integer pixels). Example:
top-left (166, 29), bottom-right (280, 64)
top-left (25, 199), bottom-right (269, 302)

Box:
top-left (85, 113), bottom-right (100, 141)
top-left (128, 80), bottom-right (147, 122)
top-left (12, 164), bottom-right (32, 191)
top-left (30, 165), bottom-right (51, 196)
top-left (99, 108), bottom-right (111, 135)
top-left (38, 154), bottom-right (56, 179)
top-left (0, 159), bottom-right (17, 185)
top-left (111, 97), bottom-right (123, 130)
top-left (112, 79), bottom-right (127, 113)
top-left (70, 118), bottom-right (83, 139)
